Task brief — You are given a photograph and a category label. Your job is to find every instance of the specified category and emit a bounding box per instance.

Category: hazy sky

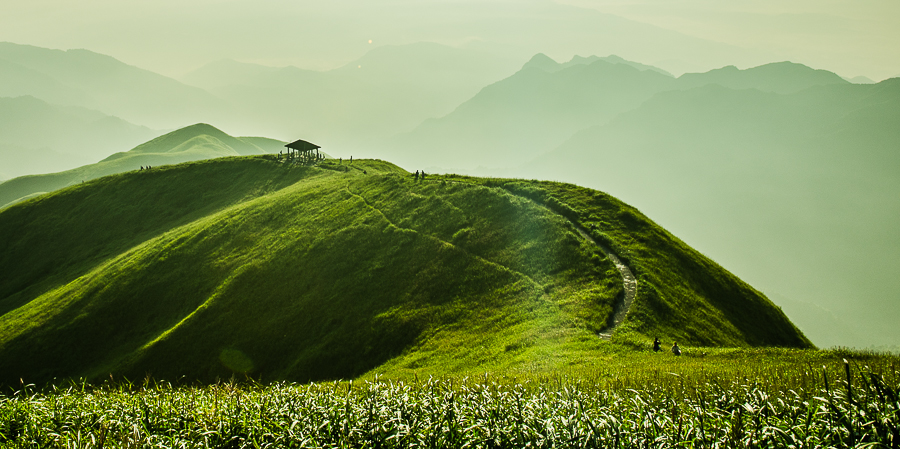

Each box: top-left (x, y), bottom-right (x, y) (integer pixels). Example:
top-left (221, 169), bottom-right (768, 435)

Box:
top-left (1, 0), bottom-right (898, 80)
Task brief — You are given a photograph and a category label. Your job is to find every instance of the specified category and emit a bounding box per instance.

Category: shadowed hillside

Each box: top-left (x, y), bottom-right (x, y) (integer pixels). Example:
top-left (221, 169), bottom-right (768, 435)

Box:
top-left (0, 153), bottom-right (810, 386)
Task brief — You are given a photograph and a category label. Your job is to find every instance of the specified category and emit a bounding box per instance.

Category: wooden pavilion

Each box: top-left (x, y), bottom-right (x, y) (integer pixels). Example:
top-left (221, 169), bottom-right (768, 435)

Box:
top-left (284, 139), bottom-right (322, 163)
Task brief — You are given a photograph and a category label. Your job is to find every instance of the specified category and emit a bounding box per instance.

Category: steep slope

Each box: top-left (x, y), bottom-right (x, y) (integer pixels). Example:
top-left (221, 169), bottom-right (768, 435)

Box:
top-left (0, 124), bottom-right (283, 208)
top-left (522, 79), bottom-right (900, 347)
top-left (0, 95), bottom-right (160, 179)
top-left (0, 155), bottom-right (809, 385)
top-left (0, 42), bottom-right (227, 129)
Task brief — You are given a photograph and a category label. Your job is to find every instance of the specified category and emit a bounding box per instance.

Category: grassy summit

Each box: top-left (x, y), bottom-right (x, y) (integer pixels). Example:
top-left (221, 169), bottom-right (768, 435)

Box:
top-left (0, 148), bottom-right (810, 385)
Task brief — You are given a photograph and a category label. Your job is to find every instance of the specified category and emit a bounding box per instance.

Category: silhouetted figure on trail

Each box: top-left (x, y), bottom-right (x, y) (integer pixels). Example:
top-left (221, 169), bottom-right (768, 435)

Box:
top-left (421, 171), bottom-right (426, 180)
top-left (363, 170), bottom-right (367, 174)
top-left (140, 166), bottom-right (144, 170)
top-left (414, 170), bottom-right (420, 180)
top-left (350, 156), bottom-right (353, 164)
top-left (339, 157), bottom-right (342, 164)
top-left (671, 343), bottom-right (682, 356)
top-left (653, 337), bottom-right (661, 352)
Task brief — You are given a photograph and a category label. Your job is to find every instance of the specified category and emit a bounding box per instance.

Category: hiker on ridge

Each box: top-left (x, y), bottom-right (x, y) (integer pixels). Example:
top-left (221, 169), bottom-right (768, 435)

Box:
top-left (653, 337), bottom-right (661, 352)
top-left (671, 342), bottom-right (682, 356)
top-left (414, 170), bottom-right (420, 180)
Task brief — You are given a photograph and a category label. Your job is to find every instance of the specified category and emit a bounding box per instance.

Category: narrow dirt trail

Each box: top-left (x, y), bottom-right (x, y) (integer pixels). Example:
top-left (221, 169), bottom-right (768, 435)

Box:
top-left (574, 227), bottom-right (637, 340)
top-left (394, 175), bottom-right (638, 340)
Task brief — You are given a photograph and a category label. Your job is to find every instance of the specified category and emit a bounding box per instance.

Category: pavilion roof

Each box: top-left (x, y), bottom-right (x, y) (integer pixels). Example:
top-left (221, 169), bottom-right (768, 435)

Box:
top-left (285, 139), bottom-right (321, 151)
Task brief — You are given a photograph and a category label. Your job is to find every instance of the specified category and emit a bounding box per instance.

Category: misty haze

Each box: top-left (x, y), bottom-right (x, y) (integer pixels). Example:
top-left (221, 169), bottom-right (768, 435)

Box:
top-left (1, 0), bottom-right (899, 445)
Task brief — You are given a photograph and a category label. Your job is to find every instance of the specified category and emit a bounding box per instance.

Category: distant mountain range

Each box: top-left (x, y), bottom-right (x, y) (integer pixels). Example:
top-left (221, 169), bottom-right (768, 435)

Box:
top-left (385, 54), bottom-right (678, 169)
top-left (386, 57), bottom-right (852, 171)
top-left (0, 124), bottom-right (284, 208)
top-left (0, 95), bottom-right (160, 180)
top-left (1, 41), bottom-right (521, 155)
top-left (179, 42), bottom-right (521, 146)
top-left (0, 42), bottom-right (227, 130)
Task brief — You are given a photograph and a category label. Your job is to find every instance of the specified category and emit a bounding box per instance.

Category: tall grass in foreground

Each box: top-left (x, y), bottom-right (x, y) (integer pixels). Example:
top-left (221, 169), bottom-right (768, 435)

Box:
top-left (1, 360), bottom-right (897, 448)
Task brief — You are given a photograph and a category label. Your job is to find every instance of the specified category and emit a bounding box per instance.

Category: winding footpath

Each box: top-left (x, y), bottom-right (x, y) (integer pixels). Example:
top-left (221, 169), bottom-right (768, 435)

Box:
top-left (368, 174), bottom-right (638, 340)
top-left (574, 227), bottom-right (637, 340)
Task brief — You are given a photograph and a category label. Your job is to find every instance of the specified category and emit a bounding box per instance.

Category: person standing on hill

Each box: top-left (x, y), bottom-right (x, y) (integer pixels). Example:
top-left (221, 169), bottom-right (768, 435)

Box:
top-left (653, 337), bottom-right (661, 352)
top-left (414, 170), bottom-right (420, 181)
top-left (672, 342), bottom-right (682, 356)
top-left (421, 171), bottom-right (426, 180)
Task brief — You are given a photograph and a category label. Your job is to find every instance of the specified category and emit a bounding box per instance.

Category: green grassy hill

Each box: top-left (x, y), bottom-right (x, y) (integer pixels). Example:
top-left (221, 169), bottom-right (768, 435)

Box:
top-left (0, 153), bottom-right (809, 386)
top-left (0, 124), bottom-right (283, 208)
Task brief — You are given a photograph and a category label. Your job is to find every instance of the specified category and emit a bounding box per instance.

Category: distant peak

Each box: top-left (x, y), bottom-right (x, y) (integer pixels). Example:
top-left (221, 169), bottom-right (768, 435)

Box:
top-left (522, 53), bottom-right (559, 72)
top-left (127, 123), bottom-right (232, 154)
top-left (844, 75), bottom-right (875, 84)
top-left (178, 123), bottom-right (226, 135)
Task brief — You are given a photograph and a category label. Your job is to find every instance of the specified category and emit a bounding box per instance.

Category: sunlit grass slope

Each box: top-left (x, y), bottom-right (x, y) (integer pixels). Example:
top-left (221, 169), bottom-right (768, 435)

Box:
top-left (0, 123), bottom-right (283, 208)
top-left (0, 155), bottom-right (809, 386)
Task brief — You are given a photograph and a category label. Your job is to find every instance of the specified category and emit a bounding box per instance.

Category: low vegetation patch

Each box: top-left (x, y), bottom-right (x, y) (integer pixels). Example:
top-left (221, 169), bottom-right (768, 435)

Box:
top-left (2, 350), bottom-right (897, 448)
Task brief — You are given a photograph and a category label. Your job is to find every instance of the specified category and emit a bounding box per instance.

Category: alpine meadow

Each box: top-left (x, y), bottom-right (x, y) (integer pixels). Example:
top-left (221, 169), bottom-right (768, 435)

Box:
top-left (2, 0), bottom-right (900, 446)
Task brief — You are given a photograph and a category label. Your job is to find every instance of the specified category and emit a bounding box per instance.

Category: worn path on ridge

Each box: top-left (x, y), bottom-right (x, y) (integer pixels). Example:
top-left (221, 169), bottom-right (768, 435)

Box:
top-left (573, 227), bottom-right (637, 340)
top-left (358, 171), bottom-right (639, 340)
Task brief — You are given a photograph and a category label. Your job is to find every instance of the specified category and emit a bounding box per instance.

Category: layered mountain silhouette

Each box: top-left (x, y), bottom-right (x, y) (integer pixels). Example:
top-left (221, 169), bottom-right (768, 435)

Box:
top-left (386, 54), bottom-right (677, 169)
top-left (180, 42), bottom-right (521, 146)
top-left (677, 61), bottom-right (848, 94)
top-left (0, 124), bottom-right (283, 208)
top-left (0, 42), bottom-right (227, 129)
top-left (0, 146), bottom-right (810, 385)
top-left (0, 95), bottom-right (160, 180)
top-left (388, 57), bottom-right (855, 170)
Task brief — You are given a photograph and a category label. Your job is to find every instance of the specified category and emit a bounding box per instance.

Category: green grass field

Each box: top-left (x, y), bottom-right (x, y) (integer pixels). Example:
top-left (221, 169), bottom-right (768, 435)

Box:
top-left (1, 349), bottom-right (897, 447)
